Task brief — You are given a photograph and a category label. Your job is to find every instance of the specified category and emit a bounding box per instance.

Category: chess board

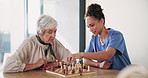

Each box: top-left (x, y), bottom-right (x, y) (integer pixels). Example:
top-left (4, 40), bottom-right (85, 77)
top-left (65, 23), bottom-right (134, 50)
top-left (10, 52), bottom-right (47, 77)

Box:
top-left (46, 68), bottom-right (95, 77)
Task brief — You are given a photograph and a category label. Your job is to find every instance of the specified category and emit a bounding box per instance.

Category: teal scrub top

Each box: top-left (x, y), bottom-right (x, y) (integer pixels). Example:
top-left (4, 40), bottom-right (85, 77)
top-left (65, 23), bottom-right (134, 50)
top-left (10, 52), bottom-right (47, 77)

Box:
top-left (85, 28), bottom-right (131, 70)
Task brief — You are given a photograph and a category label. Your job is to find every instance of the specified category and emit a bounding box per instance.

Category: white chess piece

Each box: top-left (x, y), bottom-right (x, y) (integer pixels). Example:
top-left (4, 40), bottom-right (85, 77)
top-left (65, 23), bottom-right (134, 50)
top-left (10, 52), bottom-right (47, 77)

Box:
top-left (63, 65), bottom-right (66, 69)
top-left (87, 66), bottom-right (90, 71)
top-left (76, 59), bottom-right (79, 64)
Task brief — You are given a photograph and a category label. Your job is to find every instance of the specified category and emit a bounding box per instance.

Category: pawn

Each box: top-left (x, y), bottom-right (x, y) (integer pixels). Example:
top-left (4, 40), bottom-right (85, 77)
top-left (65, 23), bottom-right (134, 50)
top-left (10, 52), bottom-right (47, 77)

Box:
top-left (59, 62), bottom-right (63, 69)
top-left (87, 66), bottom-right (90, 71)
top-left (62, 69), bottom-right (65, 74)
top-left (72, 69), bottom-right (75, 74)
top-left (65, 65), bottom-right (68, 74)
top-left (79, 68), bottom-right (83, 76)
top-left (83, 65), bottom-right (88, 69)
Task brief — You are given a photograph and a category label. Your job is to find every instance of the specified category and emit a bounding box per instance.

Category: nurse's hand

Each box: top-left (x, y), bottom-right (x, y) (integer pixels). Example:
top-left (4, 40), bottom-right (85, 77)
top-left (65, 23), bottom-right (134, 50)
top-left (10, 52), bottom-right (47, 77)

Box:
top-left (97, 61), bottom-right (112, 69)
top-left (67, 53), bottom-right (83, 61)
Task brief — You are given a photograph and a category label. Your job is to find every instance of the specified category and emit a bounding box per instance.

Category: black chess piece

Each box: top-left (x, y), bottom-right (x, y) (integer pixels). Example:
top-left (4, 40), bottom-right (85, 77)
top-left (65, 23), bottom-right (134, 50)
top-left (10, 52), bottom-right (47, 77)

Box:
top-left (65, 65), bottom-right (68, 74)
top-left (62, 69), bottom-right (65, 74)
top-left (72, 69), bottom-right (75, 74)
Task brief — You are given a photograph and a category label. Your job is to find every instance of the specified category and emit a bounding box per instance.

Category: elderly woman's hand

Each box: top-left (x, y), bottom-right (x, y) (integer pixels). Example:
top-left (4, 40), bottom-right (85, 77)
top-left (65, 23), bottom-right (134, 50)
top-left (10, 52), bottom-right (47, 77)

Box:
top-left (34, 58), bottom-right (47, 68)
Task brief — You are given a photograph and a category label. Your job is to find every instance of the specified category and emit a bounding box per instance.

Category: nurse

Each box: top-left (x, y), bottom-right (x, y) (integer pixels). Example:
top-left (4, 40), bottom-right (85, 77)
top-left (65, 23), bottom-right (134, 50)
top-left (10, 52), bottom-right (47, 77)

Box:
top-left (68, 3), bottom-right (131, 70)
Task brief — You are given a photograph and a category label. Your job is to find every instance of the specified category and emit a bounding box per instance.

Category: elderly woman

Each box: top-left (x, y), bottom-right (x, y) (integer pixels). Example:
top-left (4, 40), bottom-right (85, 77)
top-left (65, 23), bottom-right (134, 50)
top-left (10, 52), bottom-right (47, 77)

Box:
top-left (3, 15), bottom-right (71, 72)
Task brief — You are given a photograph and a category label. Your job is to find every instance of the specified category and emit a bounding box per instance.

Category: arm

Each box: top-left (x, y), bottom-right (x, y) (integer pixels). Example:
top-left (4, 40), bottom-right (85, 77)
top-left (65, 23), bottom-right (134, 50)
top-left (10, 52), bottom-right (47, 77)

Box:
top-left (3, 40), bottom-right (36, 72)
top-left (70, 47), bottom-right (116, 61)
top-left (84, 58), bottom-right (112, 69)
top-left (83, 47), bottom-right (116, 61)
top-left (24, 58), bottom-right (46, 71)
top-left (54, 39), bottom-right (71, 62)
top-left (3, 54), bottom-right (26, 73)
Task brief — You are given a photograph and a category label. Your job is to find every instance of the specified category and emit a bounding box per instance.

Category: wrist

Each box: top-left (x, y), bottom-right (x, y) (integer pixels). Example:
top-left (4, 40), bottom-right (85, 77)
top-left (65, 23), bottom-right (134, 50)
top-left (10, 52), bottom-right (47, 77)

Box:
top-left (99, 62), bottom-right (105, 68)
top-left (95, 63), bottom-right (100, 68)
top-left (33, 63), bottom-right (38, 68)
top-left (57, 62), bottom-right (59, 66)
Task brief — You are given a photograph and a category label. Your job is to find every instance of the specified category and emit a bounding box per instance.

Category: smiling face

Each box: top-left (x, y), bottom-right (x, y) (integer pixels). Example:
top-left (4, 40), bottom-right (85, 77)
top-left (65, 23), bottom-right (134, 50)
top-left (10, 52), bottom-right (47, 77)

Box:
top-left (40, 27), bottom-right (57, 43)
top-left (86, 16), bottom-right (104, 36)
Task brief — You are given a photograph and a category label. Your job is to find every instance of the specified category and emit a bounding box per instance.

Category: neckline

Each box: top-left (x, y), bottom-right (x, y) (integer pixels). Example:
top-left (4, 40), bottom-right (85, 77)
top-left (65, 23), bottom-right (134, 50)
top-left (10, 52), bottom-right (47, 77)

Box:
top-left (36, 35), bottom-right (51, 46)
top-left (98, 28), bottom-right (111, 45)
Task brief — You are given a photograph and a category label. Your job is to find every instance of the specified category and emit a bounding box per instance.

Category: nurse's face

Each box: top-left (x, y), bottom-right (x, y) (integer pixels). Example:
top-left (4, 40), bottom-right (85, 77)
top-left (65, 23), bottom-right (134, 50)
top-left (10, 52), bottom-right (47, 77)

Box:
top-left (86, 16), bottom-right (104, 36)
top-left (41, 27), bottom-right (57, 43)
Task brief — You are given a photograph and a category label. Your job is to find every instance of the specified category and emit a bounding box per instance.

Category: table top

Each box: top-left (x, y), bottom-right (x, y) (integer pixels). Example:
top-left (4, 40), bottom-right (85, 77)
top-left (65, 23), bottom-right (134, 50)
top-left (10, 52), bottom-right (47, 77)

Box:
top-left (0, 67), bottom-right (120, 78)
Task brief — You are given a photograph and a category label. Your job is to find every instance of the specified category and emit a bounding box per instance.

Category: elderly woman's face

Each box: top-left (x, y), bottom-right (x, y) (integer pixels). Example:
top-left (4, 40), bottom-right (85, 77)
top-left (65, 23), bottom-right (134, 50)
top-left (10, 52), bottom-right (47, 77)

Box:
top-left (41, 27), bottom-right (57, 43)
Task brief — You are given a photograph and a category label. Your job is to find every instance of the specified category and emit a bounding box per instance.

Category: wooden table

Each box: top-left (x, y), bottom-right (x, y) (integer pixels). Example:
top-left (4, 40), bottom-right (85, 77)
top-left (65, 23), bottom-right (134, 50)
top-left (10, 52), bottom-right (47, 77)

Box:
top-left (0, 67), bottom-right (119, 78)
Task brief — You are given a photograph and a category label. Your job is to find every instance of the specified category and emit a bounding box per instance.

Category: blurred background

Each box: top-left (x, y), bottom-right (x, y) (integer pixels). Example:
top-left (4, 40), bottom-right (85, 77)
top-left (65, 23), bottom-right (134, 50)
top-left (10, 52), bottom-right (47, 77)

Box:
top-left (0, 0), bottom-right (148, 70)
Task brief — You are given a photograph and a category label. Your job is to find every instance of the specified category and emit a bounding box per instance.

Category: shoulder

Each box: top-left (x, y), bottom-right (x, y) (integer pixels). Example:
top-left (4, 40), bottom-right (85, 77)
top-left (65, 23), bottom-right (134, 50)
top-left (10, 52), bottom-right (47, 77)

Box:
top-left (25, 35), bottom-right (37, 45)
top-left (18, 35), bottom-right (37, 49)
top-left (90, 35), bottom-right (97, 42)
top-left (109, 28), bottom-right (123, 38)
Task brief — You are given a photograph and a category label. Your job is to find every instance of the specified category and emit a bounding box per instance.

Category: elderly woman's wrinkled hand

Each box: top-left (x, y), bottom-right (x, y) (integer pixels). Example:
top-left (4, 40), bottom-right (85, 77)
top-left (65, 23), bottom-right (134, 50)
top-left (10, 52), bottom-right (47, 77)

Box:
top-left (41, 61), bottom-right (65, 70)
top-left (35, 58), bottom-right (47, 68)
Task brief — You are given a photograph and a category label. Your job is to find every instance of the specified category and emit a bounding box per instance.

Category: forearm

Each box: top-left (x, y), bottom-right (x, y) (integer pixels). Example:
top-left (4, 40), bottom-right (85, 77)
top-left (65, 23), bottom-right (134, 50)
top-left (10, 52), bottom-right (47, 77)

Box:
top-left (81, 47), bottom-right (116, 61)
top-left (84, 58), bottom-right (99, 67)
top-left (81, 52), bottom-right (110, 61)
top-left (3, 55), bottom-right (26, 72)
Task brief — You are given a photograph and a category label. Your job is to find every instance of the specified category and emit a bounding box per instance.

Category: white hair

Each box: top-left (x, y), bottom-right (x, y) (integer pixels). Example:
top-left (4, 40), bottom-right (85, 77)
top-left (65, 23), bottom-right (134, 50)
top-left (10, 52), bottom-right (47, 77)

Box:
top-left (37, 15), bottom-right (57, 35)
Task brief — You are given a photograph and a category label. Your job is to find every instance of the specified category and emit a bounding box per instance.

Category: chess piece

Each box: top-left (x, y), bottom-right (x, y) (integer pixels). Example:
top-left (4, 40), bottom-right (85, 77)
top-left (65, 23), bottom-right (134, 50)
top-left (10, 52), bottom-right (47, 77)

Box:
top-left (72, 69), bottom-right (75, 74)
top-left (65, 65), bottom-right (68, 74)
top-left (76, 59), bottom-right (79, 63)
top-left (59, 62), bottom-right (63, 69)
top-left (87, 66), bottom-right (90, 71)
top-left (55, 60), bottom-right (58, 62)
top-left (62, 69), bottom-right (65, 74)
top-left (83, 65), bottom-right (87, 69)
top-left (79, 67), bottom-right (83, 76)
top-left (63, 65), bottom-right (66, 69)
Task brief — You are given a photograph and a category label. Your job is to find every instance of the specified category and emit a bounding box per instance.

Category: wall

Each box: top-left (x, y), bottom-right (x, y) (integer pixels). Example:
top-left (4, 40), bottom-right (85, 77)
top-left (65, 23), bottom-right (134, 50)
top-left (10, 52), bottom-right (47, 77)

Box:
top-left (44, 0), bottom-right (79, 53)
top-left (86, 0), bottom-right (148, 66)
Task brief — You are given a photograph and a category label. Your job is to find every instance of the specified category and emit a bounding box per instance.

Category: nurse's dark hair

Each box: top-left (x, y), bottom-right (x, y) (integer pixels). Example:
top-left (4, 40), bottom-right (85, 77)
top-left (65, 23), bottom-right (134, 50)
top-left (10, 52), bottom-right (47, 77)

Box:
top-left (85, 4), bottom-right (105, 24)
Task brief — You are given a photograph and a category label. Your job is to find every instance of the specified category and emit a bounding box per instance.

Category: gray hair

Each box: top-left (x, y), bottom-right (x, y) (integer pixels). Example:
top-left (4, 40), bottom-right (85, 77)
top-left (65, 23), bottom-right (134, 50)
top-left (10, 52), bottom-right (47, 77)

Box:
top-left (37, 15), bottom-right (57, 35)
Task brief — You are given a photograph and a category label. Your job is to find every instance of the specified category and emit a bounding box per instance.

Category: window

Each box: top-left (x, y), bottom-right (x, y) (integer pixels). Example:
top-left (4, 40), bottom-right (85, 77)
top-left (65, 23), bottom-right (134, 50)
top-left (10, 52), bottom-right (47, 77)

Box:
top-left (0, 0), bottom-right (25, 68)
top-left (0, 0), bottom-right (80, 69)
top-left (0, 0), bottom-right (41, 69)
top-left (27, 0), bottom-right (41, 37)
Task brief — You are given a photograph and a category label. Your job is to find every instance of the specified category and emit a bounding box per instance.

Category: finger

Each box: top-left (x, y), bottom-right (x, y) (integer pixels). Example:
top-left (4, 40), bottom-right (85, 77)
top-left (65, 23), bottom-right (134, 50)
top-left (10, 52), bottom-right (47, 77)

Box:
top-left (67, 57), bottom-right (70, 61)
top-left (69, 57), bottom-right (73, 61)
top-left (71, 57), bottom-right (74, 61)
top-left (45, 66), bottom-right (50, 70)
